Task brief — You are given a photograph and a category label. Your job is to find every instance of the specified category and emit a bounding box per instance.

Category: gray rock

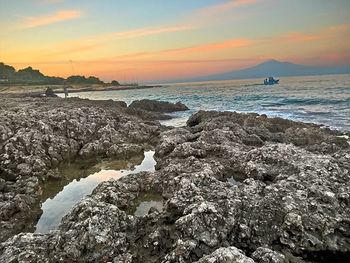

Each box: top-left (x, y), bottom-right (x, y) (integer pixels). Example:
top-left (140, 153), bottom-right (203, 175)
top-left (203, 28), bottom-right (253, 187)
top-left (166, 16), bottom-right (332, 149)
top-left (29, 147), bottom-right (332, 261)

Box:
top-left (1, 109), bottom-right (349, 263)
top-left (129, 99), bottom-right (189, 113)
top-left (251, 247), bottom-right (285, 263)
top-left (0, 95), bottom-right (163, 242)
top-left (194, 247), bottom-right (255, 263)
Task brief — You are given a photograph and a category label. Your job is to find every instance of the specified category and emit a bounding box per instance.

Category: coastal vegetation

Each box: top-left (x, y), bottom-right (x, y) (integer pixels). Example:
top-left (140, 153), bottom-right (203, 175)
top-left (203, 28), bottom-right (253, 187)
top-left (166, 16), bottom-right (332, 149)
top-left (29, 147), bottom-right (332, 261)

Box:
top-left (0, 62), bottom-right (119, 86)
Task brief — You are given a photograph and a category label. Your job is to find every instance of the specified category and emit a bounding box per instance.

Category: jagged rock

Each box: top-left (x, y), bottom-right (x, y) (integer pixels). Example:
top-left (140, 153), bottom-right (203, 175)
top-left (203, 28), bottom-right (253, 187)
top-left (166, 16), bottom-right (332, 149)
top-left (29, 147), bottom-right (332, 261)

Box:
top-left (129, 99), bottom-right (189, 113)
top-left (0, 233), bottom-right (53, 262)
top-left (186, 110), bottom-right (349, 154)
top-left (194, 247), bottom-right (255, 263)
top-left (0, 95), bottom-right (164, 241)
top-left (1, 107), bottom-right (349, 263)
top-left (251, 247), bottom-right (285, 263)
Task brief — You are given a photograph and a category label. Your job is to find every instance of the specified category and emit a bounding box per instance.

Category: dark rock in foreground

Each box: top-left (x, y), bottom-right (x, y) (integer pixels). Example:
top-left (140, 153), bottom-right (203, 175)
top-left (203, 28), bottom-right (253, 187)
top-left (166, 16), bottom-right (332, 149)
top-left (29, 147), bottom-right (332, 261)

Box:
top-left (44, 87), bottom-right (57, 97)
top-left (1, 104), bottom-right (350, 262)
top-left (129, 99), bottom-right (189, 113)
top-left (0, 95), bottom-right (166, 242)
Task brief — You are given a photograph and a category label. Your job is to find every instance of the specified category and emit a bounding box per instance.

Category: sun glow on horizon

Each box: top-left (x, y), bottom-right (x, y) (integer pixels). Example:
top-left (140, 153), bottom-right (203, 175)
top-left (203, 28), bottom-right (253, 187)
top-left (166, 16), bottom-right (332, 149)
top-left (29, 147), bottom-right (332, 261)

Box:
top-left (1, 0), bottom-right (349, 82)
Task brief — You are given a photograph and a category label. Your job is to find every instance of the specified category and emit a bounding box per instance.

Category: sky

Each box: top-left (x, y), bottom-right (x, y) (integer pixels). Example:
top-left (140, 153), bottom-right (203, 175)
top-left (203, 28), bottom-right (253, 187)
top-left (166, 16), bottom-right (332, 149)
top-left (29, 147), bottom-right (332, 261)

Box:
top-left (0, 0), bottom-right (350, 83)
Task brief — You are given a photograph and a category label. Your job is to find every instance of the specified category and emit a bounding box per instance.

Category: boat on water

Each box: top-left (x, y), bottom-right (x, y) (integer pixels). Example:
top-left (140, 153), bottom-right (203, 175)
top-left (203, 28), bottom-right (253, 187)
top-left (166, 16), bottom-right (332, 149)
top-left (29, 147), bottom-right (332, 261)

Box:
top-left (264, 77), bottom-right (279, 85)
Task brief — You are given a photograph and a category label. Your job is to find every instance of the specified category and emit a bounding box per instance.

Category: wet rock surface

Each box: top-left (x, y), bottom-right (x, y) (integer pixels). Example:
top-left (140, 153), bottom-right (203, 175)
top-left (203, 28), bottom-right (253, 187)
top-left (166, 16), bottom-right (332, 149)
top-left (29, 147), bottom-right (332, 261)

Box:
top-left (1, 106), bottom-right (350, 262)
top-left (0, 95), bottom-right (166, 241)
top-left (129, 99), bottom-right (189, 113)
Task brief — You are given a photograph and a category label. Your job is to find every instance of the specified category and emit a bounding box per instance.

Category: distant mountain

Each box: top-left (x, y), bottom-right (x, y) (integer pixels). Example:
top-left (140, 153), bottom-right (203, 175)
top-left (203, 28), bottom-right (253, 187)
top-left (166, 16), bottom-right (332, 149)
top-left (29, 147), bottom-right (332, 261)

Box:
top-left (179, 59), bottom-right (350, 83)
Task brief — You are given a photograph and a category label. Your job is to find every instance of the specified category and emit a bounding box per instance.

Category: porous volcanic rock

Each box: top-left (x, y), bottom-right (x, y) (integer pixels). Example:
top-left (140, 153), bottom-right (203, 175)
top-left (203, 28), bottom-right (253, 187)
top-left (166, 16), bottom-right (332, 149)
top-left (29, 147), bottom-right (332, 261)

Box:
top-left (194, 247), bottom-right (255, 263)
top-left (1, 110), bottom-right (349, 263)
top-left (129, 99), bottom-right (189, 113)
top-left (0, 95), bottom-right (165, 242)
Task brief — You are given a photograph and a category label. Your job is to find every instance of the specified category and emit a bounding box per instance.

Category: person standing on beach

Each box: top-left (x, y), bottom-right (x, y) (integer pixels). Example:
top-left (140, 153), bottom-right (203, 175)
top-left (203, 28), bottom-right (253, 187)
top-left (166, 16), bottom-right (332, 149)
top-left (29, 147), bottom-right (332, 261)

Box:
top-left (63, 86), bottom-right (68, 98)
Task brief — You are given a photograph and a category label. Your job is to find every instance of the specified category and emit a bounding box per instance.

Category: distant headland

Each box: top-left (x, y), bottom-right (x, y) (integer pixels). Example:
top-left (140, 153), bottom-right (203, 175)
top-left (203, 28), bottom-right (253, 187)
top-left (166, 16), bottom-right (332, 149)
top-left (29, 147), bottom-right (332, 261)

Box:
top-left (0, 62), bottom-right (119, 86)
top-left (0, 62), bottom-right (162, 94)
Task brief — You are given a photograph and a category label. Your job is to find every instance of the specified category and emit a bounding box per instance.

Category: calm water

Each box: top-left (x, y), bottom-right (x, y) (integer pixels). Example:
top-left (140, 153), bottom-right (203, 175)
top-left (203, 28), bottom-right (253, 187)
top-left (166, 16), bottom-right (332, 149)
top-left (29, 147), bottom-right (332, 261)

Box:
top-left (66, 74), bottom-right (350, 130)
top-left (35, 151), bottom-right (156, 233)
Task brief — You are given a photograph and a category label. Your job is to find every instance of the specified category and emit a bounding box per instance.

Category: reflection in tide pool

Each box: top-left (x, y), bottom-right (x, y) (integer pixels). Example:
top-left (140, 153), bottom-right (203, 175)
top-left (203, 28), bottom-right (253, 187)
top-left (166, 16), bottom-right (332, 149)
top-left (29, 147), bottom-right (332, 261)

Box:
top-left (35, 151), bottom-right (156, 233)
top-left (129, 192), bottom-right (164, 217)
top-left (227, 177), bottom-right (239, 185)
top-left (134, 201), bottom-right (163, 217)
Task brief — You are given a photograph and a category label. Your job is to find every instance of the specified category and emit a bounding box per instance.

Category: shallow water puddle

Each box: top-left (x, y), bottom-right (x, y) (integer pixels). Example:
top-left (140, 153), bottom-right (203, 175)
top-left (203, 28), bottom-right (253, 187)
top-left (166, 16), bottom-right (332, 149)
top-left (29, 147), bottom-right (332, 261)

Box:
top-left (227, 177), bottom-right (239, 185)
top-left (134, 201), bottom-right (164, 217)
top-left (130, 192), bottom-right (164, 217)
top-left (226, 171), bottom-right (246, 186)
top-left (35, 151), bottom-right (156, 233)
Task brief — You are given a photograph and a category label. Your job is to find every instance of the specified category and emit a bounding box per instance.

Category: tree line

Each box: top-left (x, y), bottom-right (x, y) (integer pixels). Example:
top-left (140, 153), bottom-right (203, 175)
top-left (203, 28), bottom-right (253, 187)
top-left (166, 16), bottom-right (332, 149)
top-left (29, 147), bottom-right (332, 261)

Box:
top-left (0, 62), bottom-right (119, 86)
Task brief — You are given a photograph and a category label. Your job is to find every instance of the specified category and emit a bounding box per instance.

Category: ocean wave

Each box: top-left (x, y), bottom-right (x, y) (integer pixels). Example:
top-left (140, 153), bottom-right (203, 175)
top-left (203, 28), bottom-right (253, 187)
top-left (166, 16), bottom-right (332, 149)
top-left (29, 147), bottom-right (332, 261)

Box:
top-left (67, 75), bottom-right (350, 131)
top-left (235, 95), bottom-right (349, 106)
top-left (276, 97), bottom-right (350, 106)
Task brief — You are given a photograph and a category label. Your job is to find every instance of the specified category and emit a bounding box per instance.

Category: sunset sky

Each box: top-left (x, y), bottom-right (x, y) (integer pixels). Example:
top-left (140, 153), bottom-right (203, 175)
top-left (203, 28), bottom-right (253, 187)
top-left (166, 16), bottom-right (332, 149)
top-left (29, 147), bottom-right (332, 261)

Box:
top-left (1, 0), bottom-right (350, 83)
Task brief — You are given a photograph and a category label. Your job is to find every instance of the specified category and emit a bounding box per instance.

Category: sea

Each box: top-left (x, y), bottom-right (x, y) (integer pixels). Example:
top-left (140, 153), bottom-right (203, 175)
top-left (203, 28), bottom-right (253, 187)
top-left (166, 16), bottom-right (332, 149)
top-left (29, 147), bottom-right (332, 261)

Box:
top-left (65, 74), bottom-right (350, 131)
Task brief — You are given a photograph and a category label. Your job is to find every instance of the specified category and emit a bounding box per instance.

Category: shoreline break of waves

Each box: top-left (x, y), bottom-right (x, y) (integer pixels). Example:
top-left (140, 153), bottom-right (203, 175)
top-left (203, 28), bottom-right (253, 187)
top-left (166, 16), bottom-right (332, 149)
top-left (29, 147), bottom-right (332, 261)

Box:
top-left (62, 74), bottom-right (350, 131)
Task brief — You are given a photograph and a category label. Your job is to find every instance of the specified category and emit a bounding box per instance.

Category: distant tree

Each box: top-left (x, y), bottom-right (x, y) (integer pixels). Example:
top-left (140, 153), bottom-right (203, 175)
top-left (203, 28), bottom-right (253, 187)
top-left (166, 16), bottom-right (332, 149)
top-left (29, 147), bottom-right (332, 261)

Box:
top-left (111, 80), bottom-right (120, 86)
top-left (0, 63), bottom-right (16, 79)
top-left (66, 75), bottom-right (104, 85)
top-left (45, 76), bottom-right (65, 85)
top-left (87, 76), bottom-right (104, 84)
top-left (66, 75), bottom-right (87, 84)
top-left (15, 67), bottom-right (45, 81)
top-left (0, 62), bottom-right (105, 85)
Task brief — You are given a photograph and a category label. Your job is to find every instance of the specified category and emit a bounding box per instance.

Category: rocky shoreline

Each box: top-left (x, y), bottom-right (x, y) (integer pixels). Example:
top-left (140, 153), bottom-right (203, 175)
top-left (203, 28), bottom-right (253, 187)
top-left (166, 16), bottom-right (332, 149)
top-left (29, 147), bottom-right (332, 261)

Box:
top-left (0, 84), bottom-right (161, 96)
top-left (0, 95), bottom-right (349, 262)
top-left (0, 95), bottom-right (180, 242)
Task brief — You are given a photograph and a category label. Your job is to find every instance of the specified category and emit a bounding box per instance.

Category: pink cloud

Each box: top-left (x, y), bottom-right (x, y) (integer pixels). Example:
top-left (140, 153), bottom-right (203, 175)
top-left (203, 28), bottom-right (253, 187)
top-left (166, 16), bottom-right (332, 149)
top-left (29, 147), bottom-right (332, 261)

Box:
top-left (108, 38), bottom-right (253, 61)
top-left (21, 10), bottom-right (82, 28)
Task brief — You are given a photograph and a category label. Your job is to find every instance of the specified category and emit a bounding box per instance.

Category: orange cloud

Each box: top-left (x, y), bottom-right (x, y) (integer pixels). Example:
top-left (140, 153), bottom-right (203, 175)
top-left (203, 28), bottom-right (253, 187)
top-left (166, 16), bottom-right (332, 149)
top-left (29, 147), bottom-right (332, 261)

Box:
top-left (5, 23), bottom-right (350, 82)
top-left (34, 37), bottom-right (250, 64)
top-left (50, 42), bottom-right (102, 56)
top-left (111, 38), bottom-right (253, 61)
top-left (43, 24), bottom-right (195, 55)
top-left (21, 10), bottom-right (82, 28)
top-left (1, 23), bottom-right (196, 64)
